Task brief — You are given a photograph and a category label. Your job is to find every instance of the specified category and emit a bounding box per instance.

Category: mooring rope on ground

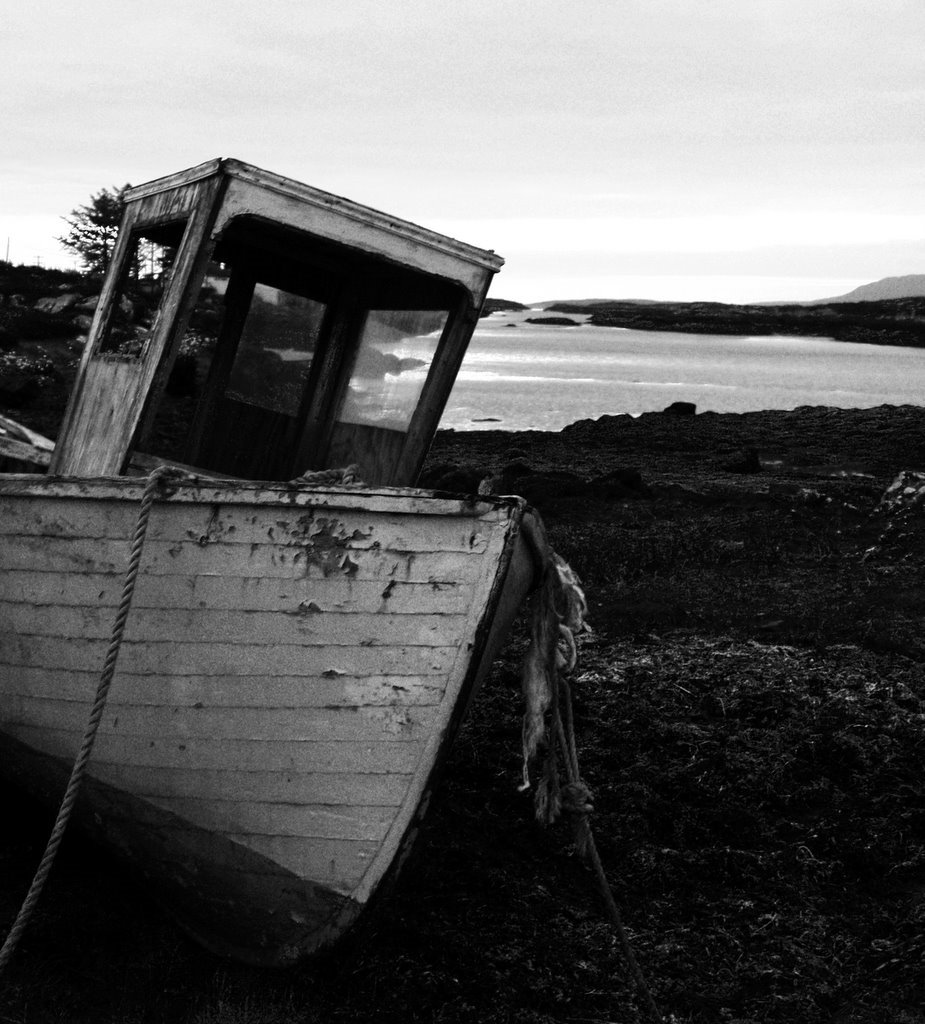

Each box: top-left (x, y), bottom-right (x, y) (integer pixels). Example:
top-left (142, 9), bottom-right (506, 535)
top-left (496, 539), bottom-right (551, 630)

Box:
top-left (519, 516), bottom-right (663, 1024)
top-left (0, 466), bottom-right (179, 973)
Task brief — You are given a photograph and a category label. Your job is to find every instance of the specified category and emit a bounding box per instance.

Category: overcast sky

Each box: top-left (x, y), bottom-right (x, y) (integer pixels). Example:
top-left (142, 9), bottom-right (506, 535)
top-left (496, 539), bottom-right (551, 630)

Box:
top-left (3, 0), bottom-right (923, 302)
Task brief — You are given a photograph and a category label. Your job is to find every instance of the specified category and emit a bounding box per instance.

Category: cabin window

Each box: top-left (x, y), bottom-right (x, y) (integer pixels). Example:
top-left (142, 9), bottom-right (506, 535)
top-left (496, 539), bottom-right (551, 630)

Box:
top-left (97, 233), bottom-right (177, 358)
top-left (336, 309), bottom-right (448, 432)
top-left (225, 284), bottom-right (325, 417)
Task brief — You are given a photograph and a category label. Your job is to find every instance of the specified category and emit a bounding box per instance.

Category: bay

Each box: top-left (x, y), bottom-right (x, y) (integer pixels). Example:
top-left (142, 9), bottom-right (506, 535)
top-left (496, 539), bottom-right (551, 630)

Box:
top-left (440, 310), bottom-right (925, 431)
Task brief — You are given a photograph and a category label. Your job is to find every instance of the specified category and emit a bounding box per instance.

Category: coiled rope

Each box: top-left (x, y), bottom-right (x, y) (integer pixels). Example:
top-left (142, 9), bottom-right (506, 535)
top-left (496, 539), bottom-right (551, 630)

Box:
top-left (519, 516), bottom-right (663, 1024)
top-left (0, 465), bottom-right (181, 973)
top-left (288, 464), bottom-right (363, 487)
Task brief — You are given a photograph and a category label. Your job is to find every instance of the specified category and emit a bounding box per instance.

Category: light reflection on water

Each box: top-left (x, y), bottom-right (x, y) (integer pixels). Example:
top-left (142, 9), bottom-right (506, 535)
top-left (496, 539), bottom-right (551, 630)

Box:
top-left (441, 311), bottom-right (925, 431)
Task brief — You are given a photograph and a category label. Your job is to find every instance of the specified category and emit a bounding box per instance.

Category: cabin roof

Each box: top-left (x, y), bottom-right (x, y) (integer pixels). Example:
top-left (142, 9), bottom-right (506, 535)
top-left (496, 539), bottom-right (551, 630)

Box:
top-left (123, 158), bottom-right (505, 276)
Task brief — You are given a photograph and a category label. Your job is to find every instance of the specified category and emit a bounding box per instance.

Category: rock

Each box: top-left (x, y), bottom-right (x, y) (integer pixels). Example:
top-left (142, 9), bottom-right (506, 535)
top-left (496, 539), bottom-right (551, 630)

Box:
top-left (418, 463), bottom-right (487, 493)
top-left (590, 467), bottom-right (650, 499)
top-left (864, 470), bottom-right (925, 560)
top-left (524, 316), bottom-right (580, 326)
top-left (76, 295), bottom-right (100, 312)
top-left (499, 459), bottom-right (532, 481)
top-left (721, 447), bottom-right (762, 473)
top-left (875, 471), bottom-right (925, 515)
top-left (561, 413), bottom-right (633, 435)
top-left (664, 401), bottom-right (697, 416)
top-left (506, 470), bottom-right (591, 505)
top-left (33, 293), bottom-right (80, 315)
top-left (0, 371), bottom-right (42, 408)
top-left (72, 314), bottom-right (94, 332)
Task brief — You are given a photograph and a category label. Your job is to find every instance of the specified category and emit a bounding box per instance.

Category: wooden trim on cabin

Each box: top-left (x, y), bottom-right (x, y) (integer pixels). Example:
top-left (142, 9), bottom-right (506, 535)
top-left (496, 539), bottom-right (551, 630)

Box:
top-left (395, 291), bottom-right (481, 486)
top-left (125, 159), bottom-right (504, 276)
top-left (122, 159), bottom-right (225, 203)
top-left (214, 182), bottom-right (494, 306)
top-left (289, 287), bottom-right (364, 477)
top-left (49, 202), bottom-right (142, 473)
top-left (50, 176), bottom-right (226, 477)
top-left (180, 265), bottom-right (257, 466)
top-left (221, 160), bottom-right (503, 271)
top-left (127, 174), bottom-right (228, 469)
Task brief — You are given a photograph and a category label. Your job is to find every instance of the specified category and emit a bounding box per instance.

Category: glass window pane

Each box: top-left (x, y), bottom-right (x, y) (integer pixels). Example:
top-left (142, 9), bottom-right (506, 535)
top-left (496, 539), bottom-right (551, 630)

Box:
top-left (225, 284), bottom-right (325, 416)
top-left (337, 309), bottom-right (447, 432)
top-left (97, 233), bottom-right (177, 358)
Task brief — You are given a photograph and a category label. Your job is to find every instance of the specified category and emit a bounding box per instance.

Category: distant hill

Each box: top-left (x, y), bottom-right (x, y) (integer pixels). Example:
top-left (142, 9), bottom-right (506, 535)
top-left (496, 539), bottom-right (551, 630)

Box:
top-left (543, 298), bottom-right (661, 314)
top-left (585, 296), bottom-right (925, 349)
top-left (480, 297), bottom-right (528, 317)
top-left (535, 297), bottom-right (662, 309)
top-left (811, 274), bottom-right (925, 304)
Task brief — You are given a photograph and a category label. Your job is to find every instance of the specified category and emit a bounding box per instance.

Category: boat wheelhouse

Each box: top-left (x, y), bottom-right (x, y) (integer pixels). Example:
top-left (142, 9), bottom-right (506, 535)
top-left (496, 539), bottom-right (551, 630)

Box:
top-left (0, 160), bottom-right (547, 965)
top-left (49, 157), bottom-right (503, 484)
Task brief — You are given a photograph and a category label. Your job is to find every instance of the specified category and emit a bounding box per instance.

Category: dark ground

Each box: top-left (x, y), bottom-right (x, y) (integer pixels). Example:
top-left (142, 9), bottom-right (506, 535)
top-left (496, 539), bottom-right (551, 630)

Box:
top-left (3, 402), bottom-right (925, 1023)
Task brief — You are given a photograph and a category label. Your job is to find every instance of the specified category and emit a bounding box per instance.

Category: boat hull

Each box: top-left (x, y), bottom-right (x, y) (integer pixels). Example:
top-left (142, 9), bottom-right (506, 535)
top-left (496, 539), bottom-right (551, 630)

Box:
top-left (0, 476), bottom-right (535, 964)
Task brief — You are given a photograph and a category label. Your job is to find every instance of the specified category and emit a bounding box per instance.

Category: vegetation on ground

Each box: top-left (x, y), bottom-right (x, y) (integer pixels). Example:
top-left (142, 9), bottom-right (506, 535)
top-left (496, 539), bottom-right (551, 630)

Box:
top-left (2, 392), bottom-right (925, 1021)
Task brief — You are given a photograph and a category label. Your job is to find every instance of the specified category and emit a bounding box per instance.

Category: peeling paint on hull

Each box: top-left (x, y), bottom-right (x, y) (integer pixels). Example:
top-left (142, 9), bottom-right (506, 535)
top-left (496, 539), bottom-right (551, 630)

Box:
top-left (0, 477), bottom-right (533, 963)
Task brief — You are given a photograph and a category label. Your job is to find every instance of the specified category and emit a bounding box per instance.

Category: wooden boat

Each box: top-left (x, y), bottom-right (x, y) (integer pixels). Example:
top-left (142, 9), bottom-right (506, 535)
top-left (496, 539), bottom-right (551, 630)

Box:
top-left (0, 159), bottom-right (542, 964)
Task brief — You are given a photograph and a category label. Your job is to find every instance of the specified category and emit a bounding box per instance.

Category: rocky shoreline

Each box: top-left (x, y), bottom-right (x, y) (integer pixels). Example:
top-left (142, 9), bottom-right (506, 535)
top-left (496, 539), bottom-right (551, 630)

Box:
top-left (428, 401), bottom-right (925, 491)
top-left (547, 296), bottom-right (925, 348)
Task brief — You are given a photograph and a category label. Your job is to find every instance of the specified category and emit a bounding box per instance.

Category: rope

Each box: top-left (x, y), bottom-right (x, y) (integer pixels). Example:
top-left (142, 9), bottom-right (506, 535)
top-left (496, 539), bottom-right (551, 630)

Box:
top-left (519, 517), bottom-right (663, 1024)
top-left (0, 465), bottom-right (179, 973)
top-left (288, 464), bottom-right (363, 487)
top-left (0, 461), bottom-right (359, 970)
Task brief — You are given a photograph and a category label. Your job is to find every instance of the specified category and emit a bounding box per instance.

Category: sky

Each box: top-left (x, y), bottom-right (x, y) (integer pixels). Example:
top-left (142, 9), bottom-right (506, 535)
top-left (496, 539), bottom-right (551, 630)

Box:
top-left (3, 0), bottom-right (923, 304)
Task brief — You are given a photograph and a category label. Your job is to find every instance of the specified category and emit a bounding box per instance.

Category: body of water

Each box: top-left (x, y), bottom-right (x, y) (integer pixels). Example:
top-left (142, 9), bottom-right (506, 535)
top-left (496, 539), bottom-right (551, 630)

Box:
top-left (439, 310), bottom-right (925, 431)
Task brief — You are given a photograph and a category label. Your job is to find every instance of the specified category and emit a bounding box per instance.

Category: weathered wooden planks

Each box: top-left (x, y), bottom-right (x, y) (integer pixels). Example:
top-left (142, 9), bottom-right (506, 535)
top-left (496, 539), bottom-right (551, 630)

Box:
top-left (0, 533), bottom-right (489, 583)
top-left (1, 635), bottom-right (459, 676)
top-left (0, 666), bottom-right (448, 708)
top-left (0, 602), bottom-right (466, 646)
top-left (0, 478), bottom-right (529, 963)
top-left (0, 153), bottom-right (520, 962)
top-left (214, 170), bottom-right (500, 306)
top-left (90, 763), bottom-right (412, 805)
top-left (223, 833), bottom-right (379, 892)
top-left (50, 174), bottom-right (224, 477)
top-left (0, 476), bottom-right (514, 520)
top-left (0, 497), bottom-right (495, 552)
top-left (4, 724), bottom-right (426, 773)
top-left (0, 570), bottom-right (471, 615)
top-left (145, 796), bottom-right (396, 842)
top-left (4, 694), bottom-right (438, 742)
top-left (0, 436), bottom-right (52, 467)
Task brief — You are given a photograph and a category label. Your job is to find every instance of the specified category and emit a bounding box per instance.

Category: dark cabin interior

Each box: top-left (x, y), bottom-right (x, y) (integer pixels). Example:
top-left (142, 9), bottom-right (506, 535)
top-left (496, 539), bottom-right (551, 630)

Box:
top-left (129, 216), bottom-right (465, 485)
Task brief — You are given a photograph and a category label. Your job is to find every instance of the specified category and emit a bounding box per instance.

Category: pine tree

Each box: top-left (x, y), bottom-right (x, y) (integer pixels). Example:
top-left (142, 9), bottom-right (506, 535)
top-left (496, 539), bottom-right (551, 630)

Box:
top-left (58, 185), bottom-right (130, 276)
